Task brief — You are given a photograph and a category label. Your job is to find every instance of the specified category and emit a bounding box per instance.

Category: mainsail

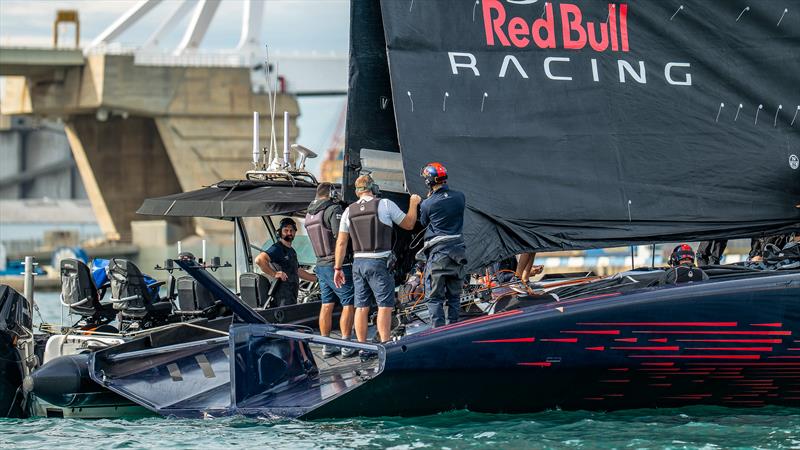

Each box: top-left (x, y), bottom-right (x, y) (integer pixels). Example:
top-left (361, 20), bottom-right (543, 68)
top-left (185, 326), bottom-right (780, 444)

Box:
top-left (347, 0), bottom-right (800, 270)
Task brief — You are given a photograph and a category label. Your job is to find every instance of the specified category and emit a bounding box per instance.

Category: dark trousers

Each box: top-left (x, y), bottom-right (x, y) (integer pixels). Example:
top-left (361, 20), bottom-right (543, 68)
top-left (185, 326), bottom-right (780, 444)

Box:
top-left (696, 240), bottom-right (728, 266)
top-left (424, 251), bottom-right (465, 328)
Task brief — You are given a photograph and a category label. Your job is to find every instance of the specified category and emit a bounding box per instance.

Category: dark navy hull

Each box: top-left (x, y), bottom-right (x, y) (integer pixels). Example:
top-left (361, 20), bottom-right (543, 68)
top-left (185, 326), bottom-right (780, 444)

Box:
top-left (91, 271), bottom-right (800, 419)
top-left (305, 272), bottom-right (800, 417)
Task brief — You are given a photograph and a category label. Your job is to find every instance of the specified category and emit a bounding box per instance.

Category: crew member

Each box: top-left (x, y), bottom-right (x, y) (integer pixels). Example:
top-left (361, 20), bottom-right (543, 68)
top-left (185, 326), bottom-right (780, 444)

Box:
top-left (333, 174), bottom-right (420, 348)
top-left (515, 252), bottom-right (543, 283)
top-left (696, 240), bottom-right (728, 266)
top-left (418, 162), bottom-right (467, 328)
top-left (305, 183), bottom-right (356, 358)
top-left (255, 217), bottom-right (317, 306)
top-left (665, 244), bottom-right (708, 284)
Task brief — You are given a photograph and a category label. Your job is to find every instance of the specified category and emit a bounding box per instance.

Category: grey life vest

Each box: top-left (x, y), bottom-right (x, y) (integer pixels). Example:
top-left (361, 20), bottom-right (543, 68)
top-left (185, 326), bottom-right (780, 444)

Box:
top-left (348, 198), bottom-right (392, 253)
top-left (305, 205), bottom-right (336, 259)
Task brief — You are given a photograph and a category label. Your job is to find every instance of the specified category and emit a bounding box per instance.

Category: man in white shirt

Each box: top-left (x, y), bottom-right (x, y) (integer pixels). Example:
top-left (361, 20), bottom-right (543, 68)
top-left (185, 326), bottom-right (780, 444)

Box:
top-left (334, 174), bottom-right (421, 351)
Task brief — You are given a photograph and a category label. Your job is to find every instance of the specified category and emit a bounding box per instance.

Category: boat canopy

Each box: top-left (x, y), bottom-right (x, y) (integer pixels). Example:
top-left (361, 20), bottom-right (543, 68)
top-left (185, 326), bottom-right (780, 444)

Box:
top-left (137, 180), bottom-right (317, 219)
top-left (346, 0), bottom-right (800, 271)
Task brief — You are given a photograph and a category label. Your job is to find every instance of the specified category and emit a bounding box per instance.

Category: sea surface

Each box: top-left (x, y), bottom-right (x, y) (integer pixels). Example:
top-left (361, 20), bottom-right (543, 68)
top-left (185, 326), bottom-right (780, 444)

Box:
top-left (2, 407), bottom-right (800, 449)
top-left (6, 295), bottom-right (799, 449)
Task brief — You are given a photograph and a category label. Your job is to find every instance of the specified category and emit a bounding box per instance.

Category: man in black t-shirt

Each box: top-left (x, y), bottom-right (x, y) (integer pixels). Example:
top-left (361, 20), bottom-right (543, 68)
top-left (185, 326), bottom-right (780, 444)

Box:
top-left (255, 217), bottom-right (317, 306)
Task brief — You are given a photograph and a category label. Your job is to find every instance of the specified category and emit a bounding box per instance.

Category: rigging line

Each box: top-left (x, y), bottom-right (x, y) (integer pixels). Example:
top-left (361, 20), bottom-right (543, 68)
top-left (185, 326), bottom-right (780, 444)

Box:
top-left (219, 180), bottom-right (240, 217)
top-left (669, 5), bottom-right (684, 21)
top-left (777, 8), bottom-right (788, 27)
top-left (736, 6), bottom-right (750, 22)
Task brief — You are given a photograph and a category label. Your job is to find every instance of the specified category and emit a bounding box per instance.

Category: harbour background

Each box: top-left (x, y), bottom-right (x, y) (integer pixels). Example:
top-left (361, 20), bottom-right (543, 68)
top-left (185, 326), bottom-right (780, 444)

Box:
top-left (2, 2), bottom-right (797, 448)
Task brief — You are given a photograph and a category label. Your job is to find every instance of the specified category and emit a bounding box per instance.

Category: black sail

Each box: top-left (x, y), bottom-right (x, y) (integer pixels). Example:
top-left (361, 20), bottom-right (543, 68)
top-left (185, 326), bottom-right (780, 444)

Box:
top-left (345, 0), bottom-right (800, 271)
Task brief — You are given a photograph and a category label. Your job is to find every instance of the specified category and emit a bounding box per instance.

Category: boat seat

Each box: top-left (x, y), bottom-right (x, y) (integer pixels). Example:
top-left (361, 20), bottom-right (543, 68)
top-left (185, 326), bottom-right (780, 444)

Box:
top-left (59, 258), bottom-right (116, 324)
top-left (107, 258), bottom-right (171, 320)
top-left (175, 275), bottom-right (217, 315)
top-left (239, 272), bottom-right (273, 309)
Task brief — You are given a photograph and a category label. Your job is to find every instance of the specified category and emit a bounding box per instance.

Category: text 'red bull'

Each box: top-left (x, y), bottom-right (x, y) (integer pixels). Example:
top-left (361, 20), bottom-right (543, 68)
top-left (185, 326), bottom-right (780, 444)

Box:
top-left (483, 0), bottom-right (630, 52)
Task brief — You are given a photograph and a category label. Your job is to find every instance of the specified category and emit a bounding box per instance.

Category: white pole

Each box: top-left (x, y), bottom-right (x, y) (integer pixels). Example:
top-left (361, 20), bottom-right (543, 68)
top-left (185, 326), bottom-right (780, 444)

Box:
top-left (23, 256), bottom-right (35, 312)
top-left (252, 111), bottom-right (260, 168)
top-left (283, 110), bottom-right (290, 168)
top-left (202, 239), bottom-right (207, 263)
top-left (177, 240), bottom-right (182, 255)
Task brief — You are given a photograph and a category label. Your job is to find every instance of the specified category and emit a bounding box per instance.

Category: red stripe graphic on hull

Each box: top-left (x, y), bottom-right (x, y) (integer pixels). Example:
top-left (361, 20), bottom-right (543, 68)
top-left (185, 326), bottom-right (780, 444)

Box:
top-left (611, 346), bottom-right (679, 351)
top-left (677, 339), bottom-right (782, 343)
top-left (751, 323), bottom-right (782, 327)
top-left (586, 346), bottom-right (606, 351)
top-left (541, 338), bottom-right (578, 343)
top-left (563, 330), bottom-right (620, 335)
top-left (629, 354), bottom-right (761, 359)
top-left (633, 331), bottom-right (790, 335)
top-left (685, 347), bottom-right (773, 351)
top-left (614, 338), bottom-right (638, 342)
top-left (473, 337), bottom-right (535, 343)
top-left (688, 362), bottom-right (800, 366)
top-left (424, 310), bottom-right (522, 335)
top-left (517, 362), bottom-right (552, 367)
top-left (649, 338), bottom-right (668, 343)
top-left (579, 322), bottom-right (737, 327)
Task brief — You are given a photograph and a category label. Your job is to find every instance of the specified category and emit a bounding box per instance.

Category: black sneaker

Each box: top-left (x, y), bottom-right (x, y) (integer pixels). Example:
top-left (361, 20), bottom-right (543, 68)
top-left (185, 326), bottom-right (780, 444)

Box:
top-left (322, 344), bottom-right (340, 357)
top-left (341, 346), bottom-right (358, 358)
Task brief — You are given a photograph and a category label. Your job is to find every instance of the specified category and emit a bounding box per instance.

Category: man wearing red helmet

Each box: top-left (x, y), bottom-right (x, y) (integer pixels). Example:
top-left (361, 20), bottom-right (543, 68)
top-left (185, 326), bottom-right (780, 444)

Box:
top-left (665, 243), bottom-right (709, 284)
top-left (419, 162), bottom-right (467, 327)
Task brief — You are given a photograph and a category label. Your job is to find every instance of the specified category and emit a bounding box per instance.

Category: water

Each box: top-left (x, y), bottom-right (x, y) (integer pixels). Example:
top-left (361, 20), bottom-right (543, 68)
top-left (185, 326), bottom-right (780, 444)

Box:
top-left (2, 407), bottom-right (800, 449)
top-left (15, 295), bottom-right (800, 449)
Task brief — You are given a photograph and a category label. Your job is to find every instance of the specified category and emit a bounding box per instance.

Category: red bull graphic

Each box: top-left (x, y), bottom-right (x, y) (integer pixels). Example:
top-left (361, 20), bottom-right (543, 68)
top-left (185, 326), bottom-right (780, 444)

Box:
top-left (483, 0), bottom-right (630, 52)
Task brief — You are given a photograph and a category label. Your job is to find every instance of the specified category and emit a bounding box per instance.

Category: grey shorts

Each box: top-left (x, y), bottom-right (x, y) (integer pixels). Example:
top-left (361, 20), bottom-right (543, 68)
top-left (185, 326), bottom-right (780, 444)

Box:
top-left (352, 257), bottom-right (395, 308)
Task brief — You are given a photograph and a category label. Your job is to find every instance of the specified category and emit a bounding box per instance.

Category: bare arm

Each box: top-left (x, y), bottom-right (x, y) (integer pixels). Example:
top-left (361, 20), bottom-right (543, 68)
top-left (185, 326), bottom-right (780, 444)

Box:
top-left (298, 268), bottom-right (317, 282)
top-left (333, 231), bottom-right (350, 288)
top-left (255, 252), bottom-right (287, 281)
top-left (398, 194), bottom-right (422, 231)
top-left (334, 232), bottom-right (349, 268)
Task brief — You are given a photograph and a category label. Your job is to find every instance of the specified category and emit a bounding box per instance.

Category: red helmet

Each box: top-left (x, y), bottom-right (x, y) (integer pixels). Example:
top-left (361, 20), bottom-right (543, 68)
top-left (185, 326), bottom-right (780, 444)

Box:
top-left (421, 162), bottom-right (448, 187)
top-left (669, 244), bottom-right (695, 267)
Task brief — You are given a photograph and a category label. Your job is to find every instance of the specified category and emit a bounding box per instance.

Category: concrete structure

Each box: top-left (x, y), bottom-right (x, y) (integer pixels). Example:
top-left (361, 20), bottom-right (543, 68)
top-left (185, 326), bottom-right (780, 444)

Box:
top-left (0, 116), bottom-right (85, 200)
top-left (1, 50), bottom-right (299, 241)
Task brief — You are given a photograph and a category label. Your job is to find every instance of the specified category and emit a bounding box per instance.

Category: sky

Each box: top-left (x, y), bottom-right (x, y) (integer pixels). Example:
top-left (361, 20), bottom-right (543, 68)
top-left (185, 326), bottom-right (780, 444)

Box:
top-left (0, 0), bottom-right (351, 175)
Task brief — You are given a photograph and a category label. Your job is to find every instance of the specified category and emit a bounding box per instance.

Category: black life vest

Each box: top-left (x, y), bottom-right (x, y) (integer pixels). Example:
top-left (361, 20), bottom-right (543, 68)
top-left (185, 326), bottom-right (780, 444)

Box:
top-left (305, 202), bottom-right (336, 259)
top-left (348, 198), bottom-right (392, 253)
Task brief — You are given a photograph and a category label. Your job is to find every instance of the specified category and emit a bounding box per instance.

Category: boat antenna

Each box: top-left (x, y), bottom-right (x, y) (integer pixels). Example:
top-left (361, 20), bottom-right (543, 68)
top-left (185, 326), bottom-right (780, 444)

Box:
top-left (283, 110), bottom-right (290, 169)
top-left (252, 111), bottom-right (260, 169)
top-left (627, 200), bottom-right (634, 270)
top-left (264, 45), bottom-right (279, 169)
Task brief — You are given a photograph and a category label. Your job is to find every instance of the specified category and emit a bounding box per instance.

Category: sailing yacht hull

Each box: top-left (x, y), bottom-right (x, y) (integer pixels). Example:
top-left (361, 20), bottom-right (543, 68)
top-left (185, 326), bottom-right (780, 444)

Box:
top-left (304, 272), bottom-right (800, 418)
top-left (89, 271), bottom-right (800, 419)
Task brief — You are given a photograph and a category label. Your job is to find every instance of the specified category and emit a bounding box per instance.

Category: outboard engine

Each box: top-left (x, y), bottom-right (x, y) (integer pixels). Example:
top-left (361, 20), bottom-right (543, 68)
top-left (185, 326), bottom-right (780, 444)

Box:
top-left (0, 285), bottom-right (31, 418)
